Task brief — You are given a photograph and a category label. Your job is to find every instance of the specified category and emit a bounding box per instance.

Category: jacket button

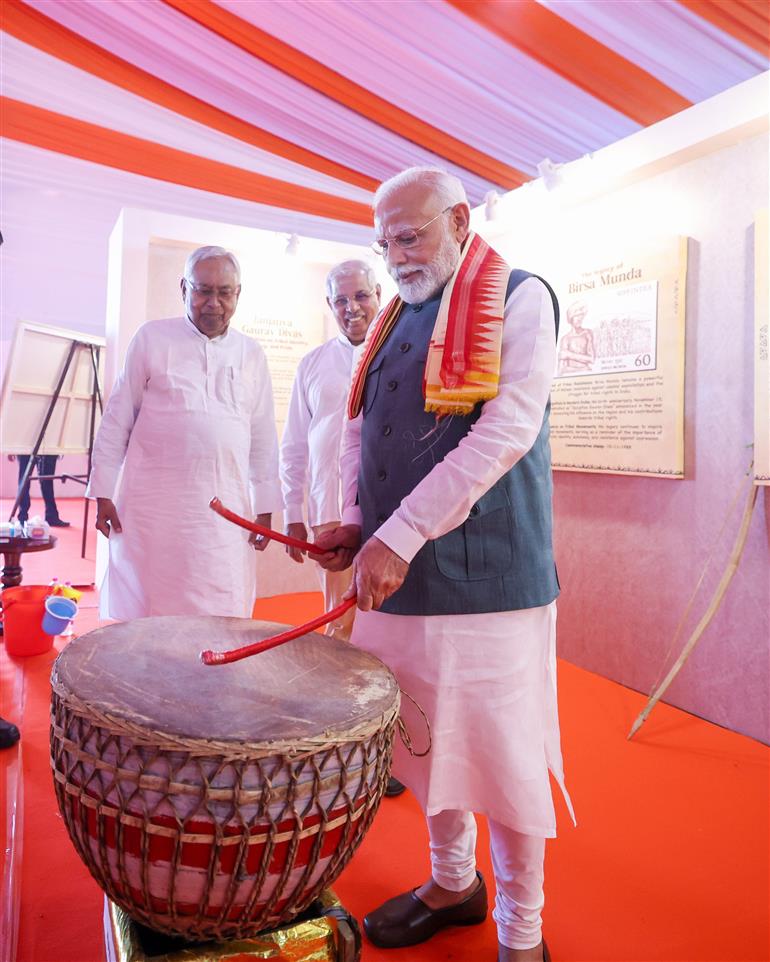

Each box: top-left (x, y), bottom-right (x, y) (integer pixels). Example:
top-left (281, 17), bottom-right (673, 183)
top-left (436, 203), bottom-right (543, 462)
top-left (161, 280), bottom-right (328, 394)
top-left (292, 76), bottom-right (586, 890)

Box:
top-left (387, 380), bottom-right (398, 391)
top-left (469, 504), bottom-right (480, 517)
top-left (382, 425), bottom-right (392, 436)
top-left (413, 304), bottom-right (423, 312)
top-left (399, 342), bottom-right (411, 353)
top-left (377, 470), bottom-right (387, 481)
top-left (377, 514), bottom-right (387, 524)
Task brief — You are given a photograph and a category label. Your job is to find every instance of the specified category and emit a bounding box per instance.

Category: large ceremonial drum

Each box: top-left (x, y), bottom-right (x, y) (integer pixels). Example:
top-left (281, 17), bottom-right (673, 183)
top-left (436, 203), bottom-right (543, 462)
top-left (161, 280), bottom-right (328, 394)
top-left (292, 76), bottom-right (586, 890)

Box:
top-left (50, 616), bottom-right (400, 941)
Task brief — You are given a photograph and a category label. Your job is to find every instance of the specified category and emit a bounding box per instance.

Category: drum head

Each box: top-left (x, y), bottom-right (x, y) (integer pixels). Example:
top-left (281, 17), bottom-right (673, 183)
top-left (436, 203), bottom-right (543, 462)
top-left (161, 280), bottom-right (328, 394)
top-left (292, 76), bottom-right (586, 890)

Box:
top-left (52, 616), bottom-right (399, 748)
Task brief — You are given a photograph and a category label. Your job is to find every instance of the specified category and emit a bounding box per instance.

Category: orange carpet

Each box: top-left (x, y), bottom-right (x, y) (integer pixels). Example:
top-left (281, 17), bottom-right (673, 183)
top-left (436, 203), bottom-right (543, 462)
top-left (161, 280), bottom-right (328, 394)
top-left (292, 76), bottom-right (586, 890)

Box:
top-left (1, 500), bottom-right (768, 961)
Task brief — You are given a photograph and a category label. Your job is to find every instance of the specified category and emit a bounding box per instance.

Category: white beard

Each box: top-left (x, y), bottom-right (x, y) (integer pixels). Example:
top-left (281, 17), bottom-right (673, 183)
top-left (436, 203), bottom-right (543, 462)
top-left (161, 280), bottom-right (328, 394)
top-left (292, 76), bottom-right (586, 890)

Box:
top-left (391, 231), bottom-right (461, 304)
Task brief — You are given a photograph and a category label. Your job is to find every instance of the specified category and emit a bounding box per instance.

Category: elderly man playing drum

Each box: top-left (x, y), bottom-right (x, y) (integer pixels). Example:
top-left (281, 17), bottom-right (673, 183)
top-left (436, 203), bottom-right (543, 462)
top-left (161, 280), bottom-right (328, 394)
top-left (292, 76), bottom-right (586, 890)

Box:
top-left (317, 167), bottom-right (572, 962)
top-left (87, 246), bottom-right (283, 620)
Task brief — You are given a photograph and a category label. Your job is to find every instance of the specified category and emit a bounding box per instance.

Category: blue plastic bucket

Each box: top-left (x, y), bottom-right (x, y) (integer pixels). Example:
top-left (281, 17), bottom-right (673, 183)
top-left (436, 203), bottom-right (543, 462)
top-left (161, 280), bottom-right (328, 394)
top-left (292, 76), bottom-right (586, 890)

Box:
top-left (42, 596), bottom-right (78, 636)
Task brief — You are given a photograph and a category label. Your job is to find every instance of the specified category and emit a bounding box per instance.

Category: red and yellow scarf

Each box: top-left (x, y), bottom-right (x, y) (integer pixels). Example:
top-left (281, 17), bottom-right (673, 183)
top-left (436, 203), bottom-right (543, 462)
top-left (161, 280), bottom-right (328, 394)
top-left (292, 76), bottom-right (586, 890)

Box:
top-left (348, 232), bottom-right (510, 418)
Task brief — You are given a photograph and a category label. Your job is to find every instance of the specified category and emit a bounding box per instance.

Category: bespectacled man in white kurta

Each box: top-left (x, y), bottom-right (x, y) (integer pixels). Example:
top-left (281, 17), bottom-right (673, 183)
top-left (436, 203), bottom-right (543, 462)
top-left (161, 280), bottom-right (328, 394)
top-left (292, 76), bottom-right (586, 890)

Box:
top-left (316, 169), bottom-right (573, 962)
top-left (279, 260), bottom-right (380, 642)
top-left (86, 246), bottom-right (283, 620)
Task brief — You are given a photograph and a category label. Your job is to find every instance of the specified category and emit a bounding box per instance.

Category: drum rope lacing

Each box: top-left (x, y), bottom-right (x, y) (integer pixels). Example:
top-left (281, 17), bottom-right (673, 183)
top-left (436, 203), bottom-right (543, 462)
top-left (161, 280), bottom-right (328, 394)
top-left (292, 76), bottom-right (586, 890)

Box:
top-left (397, 688), bottom-right (432, 758)
top-left (50, 676), bottom-right (400, 759)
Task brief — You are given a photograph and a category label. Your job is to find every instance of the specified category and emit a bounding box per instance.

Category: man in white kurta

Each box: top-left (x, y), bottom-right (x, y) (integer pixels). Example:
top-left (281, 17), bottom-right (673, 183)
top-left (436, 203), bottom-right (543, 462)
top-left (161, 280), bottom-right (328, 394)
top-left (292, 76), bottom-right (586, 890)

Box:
top-left (280, 260), bottom-right (380, 641)
top-left (87, 247), bottom-right (283, 620)
top-left (317, 169), bottom-right (572, 962)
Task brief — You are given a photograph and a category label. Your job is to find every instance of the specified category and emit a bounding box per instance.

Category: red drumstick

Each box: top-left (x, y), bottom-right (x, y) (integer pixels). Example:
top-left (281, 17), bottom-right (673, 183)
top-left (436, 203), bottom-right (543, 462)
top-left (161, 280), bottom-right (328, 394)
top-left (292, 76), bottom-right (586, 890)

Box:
top-left (209, 497), bottom-right (325, 554)
top-left (200, 596), bottom-right (358, 666)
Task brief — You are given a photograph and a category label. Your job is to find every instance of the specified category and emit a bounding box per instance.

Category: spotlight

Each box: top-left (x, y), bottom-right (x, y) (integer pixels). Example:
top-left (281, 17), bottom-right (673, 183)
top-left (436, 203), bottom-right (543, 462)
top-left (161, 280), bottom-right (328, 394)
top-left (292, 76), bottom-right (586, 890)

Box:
top-left (484, 191), bottom-right (500, 221)
top-left (536, 158), bottom-right (564, 192)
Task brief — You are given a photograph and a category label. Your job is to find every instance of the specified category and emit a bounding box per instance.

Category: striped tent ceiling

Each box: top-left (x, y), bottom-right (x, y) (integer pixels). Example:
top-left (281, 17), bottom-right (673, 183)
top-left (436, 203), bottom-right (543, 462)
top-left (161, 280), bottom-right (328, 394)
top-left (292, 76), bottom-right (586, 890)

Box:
top-left (2, 0), bottom-right (768, 226)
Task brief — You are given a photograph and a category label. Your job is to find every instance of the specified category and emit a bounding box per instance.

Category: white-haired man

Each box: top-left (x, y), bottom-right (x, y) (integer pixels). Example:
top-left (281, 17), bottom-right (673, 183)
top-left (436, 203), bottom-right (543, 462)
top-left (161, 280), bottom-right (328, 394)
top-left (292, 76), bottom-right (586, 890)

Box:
top-left (87, 246), bottom-right (283, 619)
top-left (317, 168), bottom-right (572, 962)
top-left (280, 260), bottom-right (381, 641)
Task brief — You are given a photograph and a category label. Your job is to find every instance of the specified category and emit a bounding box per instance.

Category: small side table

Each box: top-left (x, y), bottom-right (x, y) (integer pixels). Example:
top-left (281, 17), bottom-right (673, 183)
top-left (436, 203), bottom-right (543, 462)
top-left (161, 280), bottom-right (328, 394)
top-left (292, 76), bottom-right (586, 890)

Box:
top-left (0, 535), bottom-right (58, 590)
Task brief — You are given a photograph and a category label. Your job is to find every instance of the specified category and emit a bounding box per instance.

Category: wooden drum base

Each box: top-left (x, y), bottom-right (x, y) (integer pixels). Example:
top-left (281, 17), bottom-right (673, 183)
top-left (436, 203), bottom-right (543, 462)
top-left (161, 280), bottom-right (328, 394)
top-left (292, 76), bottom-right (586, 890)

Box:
top-left (103, 889), bottom-right (361, 962)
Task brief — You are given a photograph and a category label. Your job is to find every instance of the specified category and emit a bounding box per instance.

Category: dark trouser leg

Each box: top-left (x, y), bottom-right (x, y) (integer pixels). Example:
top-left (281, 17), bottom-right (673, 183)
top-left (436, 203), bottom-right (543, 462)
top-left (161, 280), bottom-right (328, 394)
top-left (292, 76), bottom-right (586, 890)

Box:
top-left (16, 455), bottom-right (31, 522)
top-left (38, 455), bottom-right (61, 523)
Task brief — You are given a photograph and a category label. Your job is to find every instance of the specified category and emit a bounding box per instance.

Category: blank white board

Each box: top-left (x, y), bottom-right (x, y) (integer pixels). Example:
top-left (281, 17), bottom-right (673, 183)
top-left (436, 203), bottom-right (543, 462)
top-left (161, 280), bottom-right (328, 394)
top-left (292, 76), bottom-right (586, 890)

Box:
top-left (0, 322), bottom-right (106, 455)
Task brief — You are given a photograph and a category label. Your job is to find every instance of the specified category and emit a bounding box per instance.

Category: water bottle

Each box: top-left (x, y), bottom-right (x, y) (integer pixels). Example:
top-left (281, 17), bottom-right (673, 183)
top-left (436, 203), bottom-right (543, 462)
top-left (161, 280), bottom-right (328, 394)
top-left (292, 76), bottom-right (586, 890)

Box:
top-left (61, 582), bottom-right (76, 637)
top-left (0, 520), bottom-right (25, 538)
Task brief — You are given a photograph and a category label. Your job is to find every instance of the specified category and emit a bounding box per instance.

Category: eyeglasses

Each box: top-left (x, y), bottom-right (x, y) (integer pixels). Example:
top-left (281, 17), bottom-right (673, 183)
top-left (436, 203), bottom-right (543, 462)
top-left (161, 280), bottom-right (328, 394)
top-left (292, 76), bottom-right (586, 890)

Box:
top-left (185, 280), bottom-right (241, 301)
top-left (372, 207), bottom-right (453, 256)
top-left (330, 290), bottom-right (377, 310)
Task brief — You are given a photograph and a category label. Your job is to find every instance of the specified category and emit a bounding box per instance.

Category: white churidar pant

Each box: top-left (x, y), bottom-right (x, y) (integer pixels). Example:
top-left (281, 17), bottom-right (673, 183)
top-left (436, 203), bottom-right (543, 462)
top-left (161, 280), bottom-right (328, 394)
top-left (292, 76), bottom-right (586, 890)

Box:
top-left (428, 809), bottom-right (546, 950)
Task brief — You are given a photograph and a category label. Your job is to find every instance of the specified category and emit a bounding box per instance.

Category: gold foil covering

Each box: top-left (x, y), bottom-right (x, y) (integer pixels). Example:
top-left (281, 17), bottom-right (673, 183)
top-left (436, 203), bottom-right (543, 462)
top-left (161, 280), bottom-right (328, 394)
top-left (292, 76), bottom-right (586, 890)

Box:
top-left (104, 892), bottom-right (358, 962)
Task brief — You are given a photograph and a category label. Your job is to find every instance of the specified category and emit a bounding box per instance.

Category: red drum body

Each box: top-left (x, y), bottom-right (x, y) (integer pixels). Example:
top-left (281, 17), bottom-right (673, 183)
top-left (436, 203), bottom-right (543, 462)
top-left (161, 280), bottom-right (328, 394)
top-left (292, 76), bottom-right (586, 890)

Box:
top-left (50, 616), bottom-right (399, 941)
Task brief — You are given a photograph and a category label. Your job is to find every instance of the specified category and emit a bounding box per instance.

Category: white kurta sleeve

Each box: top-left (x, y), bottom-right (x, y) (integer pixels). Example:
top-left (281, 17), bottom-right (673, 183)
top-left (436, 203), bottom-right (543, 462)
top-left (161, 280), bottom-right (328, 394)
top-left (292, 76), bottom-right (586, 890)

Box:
top-left (375, 277), bottom-right (557, 563)
top-left (340, 409), bottom-right (363, 529)
top-left (248, 346), bottom-right (284, 515)
top-left (85, 328), bottom-right (149, 500)
top-left (279, 359), bottom-right (312, 526)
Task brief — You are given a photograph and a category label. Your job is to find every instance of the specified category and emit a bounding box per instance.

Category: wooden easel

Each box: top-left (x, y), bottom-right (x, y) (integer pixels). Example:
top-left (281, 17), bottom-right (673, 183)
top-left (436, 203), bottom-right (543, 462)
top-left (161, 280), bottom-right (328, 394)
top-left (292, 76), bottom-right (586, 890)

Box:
top-left (9, 340), bottom-right (103, 559)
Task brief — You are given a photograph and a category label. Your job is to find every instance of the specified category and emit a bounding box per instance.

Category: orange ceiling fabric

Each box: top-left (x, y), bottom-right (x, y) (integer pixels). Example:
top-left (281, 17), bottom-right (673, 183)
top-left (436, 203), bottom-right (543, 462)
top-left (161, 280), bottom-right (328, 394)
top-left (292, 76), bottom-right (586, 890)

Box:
top-left (1, 0), bottom-right (377, 193)
top-left (2, 0), bottom-right (766, 222)
top-left (445, 0), bottom-right (692, 126)
top-left (161, 0), bottom-right (529, 189)
top-left (678, 0), bottom-right (770, 56)
top-left (1, 96), bottom-right (373, 224)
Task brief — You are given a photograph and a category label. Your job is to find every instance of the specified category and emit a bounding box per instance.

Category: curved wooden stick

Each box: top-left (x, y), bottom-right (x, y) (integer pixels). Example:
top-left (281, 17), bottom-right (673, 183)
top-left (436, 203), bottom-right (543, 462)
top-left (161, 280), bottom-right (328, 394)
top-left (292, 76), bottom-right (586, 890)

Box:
top-left (627, 482), bottom-right (759, 739)
top-left (201, 596), bottom-right (357, 665)
top-left (209, 497), bottom-right (324, 554)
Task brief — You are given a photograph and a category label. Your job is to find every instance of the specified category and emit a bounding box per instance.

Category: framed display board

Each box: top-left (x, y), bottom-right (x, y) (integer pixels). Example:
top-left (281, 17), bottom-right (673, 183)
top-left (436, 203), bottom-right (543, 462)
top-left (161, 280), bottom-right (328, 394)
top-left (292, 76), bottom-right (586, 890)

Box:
top-left (549, 236), bottom-right (688, 477)
top-left (0, 322), bottom-right (106, 455)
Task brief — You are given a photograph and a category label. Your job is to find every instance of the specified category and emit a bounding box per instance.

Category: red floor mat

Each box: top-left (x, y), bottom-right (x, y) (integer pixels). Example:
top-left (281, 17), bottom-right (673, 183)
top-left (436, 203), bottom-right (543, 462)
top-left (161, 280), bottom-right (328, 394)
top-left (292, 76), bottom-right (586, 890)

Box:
top-left (2, 514), bottom-right (767, 961)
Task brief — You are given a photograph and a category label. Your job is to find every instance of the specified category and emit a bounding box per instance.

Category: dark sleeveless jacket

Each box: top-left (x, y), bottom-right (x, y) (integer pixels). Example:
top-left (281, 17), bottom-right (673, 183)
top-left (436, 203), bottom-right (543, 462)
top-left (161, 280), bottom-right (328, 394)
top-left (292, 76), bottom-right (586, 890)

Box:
top-left (358, 269), bottom-right (560, 616)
